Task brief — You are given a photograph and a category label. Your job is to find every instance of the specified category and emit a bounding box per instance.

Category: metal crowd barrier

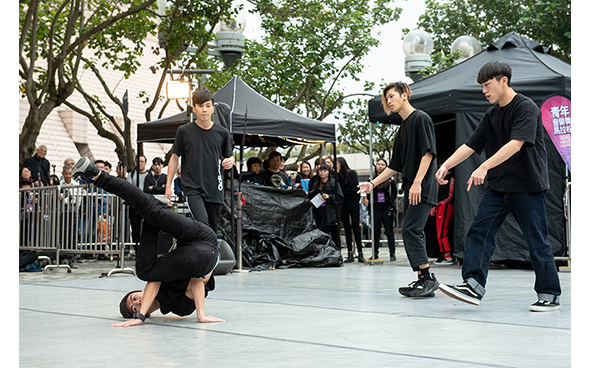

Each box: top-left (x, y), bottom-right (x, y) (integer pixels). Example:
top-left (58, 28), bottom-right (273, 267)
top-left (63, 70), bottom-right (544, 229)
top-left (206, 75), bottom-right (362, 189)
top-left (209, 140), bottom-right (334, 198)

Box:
top-left (19, 183), bottom-right (135, 276)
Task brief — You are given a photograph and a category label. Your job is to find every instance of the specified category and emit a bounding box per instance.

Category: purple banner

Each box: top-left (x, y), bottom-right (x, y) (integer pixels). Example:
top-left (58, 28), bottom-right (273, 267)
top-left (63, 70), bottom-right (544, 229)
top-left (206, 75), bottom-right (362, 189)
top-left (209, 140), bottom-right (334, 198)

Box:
top-left (541, 96), bottom-right (571, 172)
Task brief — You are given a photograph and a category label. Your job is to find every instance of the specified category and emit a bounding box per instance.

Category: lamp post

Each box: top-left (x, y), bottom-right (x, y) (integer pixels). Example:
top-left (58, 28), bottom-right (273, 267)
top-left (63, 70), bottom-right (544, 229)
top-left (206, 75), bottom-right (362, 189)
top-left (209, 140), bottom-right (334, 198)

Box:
top-left (451, 35), bottom-right (482, 64)
top-left (402, 30), bottom-right (434, 82)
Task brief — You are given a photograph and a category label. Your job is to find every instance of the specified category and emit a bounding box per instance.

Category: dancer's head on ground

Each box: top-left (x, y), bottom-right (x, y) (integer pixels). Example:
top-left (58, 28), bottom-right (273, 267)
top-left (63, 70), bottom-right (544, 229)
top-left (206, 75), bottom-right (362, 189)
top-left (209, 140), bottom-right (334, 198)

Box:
top-left (119, 290), bottom-right (144, 318)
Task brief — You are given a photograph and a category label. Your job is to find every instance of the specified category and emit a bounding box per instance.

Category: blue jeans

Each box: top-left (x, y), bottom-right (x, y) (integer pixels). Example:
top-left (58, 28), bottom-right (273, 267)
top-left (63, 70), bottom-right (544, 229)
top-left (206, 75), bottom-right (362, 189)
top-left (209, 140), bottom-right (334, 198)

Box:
top-left (462, 190), bottom-right (561, 303)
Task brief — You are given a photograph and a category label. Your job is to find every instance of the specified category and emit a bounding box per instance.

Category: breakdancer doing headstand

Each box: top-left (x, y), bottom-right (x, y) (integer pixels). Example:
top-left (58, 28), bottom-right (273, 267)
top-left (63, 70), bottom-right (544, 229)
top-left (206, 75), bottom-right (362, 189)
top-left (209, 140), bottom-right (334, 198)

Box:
top-left (72, 157), bottom-right (224, 327)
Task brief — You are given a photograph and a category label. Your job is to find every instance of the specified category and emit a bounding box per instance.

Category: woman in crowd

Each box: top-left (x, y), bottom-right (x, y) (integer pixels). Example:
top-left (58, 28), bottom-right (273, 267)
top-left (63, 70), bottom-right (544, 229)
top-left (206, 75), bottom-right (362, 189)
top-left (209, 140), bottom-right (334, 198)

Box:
top-left (336, 157), bottom-right (364, 263)
top-left (308, 163), bottom-right (343, 251)
top-left (370, 158), bottom-right (397, 261)
top-left (295, 161), bottom-right (313, 192)
top-left (20, 166), bottom-right (37, 187)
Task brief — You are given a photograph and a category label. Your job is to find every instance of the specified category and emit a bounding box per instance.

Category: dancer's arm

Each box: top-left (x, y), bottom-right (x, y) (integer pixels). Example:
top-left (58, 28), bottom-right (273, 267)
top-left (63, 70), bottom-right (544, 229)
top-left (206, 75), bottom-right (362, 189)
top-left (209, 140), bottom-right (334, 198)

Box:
top-left (111, 281), bottom-right (161, 328)
top-left (408, 152), bottom-right (434, 205)
top-left (357, 167), bottom-right (396, 194)
top-left (186, 275), bottom-right (225, 323)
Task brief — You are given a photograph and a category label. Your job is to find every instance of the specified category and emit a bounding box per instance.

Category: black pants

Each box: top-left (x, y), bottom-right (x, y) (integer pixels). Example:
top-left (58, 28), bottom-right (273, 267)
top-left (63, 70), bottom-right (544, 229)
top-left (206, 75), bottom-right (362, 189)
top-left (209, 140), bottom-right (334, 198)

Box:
top-left (94, 174), bottom-right (218, 282)
top-left (373, 208), bottom-right (395, 258)
top-left (185, 190), bottom-right (221, 233)
top-left (341, 204), bottom-right (362, 254)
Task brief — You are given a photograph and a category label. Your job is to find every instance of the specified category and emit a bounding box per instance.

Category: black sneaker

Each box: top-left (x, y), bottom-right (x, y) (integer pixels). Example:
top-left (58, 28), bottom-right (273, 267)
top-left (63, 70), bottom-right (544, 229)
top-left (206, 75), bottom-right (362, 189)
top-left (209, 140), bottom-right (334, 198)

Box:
top-left (438, 282), bottom-right (482, 306)
top-left (399, 276), bottom-right (437, 297)
top-left (529, 300), bottom-right (560, 312)
top-left (72, 157), bottom-right (101, 182)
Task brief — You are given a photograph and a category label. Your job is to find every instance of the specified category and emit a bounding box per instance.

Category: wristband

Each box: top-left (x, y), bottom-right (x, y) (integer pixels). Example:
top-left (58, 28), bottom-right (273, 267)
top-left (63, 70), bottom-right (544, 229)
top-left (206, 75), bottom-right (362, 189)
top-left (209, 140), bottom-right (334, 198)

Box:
top-left (369, 181), bottom-right (374, 188)
top-left (133, 311), bottom-right (146, 322)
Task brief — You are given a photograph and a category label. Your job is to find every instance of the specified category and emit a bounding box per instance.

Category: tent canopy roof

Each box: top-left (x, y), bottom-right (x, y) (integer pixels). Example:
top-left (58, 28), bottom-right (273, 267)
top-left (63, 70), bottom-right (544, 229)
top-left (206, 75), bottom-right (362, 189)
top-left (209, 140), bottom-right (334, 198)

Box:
top-left (137, 76), bottom-right (336, 146)
top-left (368, 32), bottom-right (571, 123)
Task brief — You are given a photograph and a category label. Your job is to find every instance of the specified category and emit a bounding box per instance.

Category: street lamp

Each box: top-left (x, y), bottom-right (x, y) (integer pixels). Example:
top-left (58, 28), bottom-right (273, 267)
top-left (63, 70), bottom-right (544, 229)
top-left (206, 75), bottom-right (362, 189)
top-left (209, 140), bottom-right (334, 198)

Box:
top-left (208, 15), bottom-right (247, 69)
top-left (166, 79), bottom-right (191, 100)
top-left (402, 30), bottom-right (433, 82)
top-left (451, 35), bottom-right (482, 64)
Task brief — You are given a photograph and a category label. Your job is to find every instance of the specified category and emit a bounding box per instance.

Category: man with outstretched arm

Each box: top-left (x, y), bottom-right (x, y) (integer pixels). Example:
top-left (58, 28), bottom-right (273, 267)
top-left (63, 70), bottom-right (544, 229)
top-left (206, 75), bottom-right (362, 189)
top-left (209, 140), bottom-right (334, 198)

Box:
top-left (72, 157), bottom-right (225, 327)
top-left (358, 82), bottom-right (439, 298)
top-left (435, 61), bottom-right (561, 312)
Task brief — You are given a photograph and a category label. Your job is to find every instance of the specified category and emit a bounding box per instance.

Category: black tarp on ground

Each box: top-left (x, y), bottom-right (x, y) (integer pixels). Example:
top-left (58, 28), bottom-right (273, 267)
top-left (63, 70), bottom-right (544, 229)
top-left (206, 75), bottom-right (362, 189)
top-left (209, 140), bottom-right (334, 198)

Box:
top-left (220, 183), bottom-right (343, 270)
top-left (367, 32), bottom-right (570, 263)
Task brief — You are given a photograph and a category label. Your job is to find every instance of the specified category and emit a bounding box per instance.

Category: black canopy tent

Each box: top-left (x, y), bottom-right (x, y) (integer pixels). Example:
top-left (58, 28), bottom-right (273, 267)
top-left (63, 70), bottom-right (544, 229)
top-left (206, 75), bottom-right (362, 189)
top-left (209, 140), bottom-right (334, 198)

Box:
top-left (136, 76), bottom-right (339, 269)
top-left (367, 32), bottom-right (570, 263)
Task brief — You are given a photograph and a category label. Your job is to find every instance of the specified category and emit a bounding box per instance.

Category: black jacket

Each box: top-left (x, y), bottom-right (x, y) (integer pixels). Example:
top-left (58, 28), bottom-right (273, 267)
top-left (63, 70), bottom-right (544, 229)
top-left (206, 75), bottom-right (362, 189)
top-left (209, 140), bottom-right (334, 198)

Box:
top-left (143, 172), bottom-right (168, 194)
top-left (308, 177), bottom-right (344, 229)
top-left (23, 154), bottom-right (50, 185)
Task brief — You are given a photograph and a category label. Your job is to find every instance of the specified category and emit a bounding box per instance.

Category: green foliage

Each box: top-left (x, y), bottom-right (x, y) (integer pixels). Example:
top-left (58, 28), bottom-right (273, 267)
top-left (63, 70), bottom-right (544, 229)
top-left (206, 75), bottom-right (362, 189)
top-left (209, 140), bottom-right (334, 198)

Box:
top-left (408, 0), bottom-right (571, 73)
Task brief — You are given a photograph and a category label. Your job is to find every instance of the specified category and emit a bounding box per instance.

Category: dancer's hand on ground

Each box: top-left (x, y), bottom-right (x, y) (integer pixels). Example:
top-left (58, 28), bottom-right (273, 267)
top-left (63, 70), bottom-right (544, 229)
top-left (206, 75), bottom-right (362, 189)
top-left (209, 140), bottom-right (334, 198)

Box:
top-left (111, 319), bottom-right (143, 328)
top-left (198, 315), bottom-right (225, 323)
top-left (357, 182), bottom-right (373, 194)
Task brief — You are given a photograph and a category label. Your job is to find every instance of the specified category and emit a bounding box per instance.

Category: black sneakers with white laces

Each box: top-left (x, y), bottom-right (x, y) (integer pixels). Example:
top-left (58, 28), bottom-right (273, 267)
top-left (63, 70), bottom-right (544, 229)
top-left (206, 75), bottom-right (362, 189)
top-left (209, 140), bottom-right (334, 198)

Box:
top-left (529, 300), bottom-right (560, 312)
top-left (438, 282), bottom-right (483, 306)
top-left (399, 274), bottom-right (439, 297)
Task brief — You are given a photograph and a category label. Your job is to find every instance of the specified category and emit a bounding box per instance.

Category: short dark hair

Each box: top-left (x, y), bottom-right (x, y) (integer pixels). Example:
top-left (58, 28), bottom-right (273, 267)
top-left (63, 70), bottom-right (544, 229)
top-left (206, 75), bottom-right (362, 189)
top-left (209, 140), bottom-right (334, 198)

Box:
top-left (314, 158), bottom-right (325, 166)
top-left (246, 157), bottom-right (261, 171)
top-left (94, 160), bottom-right (105, 165)
top-left (119, 290), bottom-right (142, 318)
top-left (192, 89), bottom-right (215, 106)
top-left (152, 157), bottom-right (164, 165)
top-left (104, 161), bottom-right (112, 169)
top-left (382, 82), bottom-right (412, 114)
top-left (268, 151), bottom-right (281, 160)
top-left (318, 163), bottom-right (330, 171)
top-left (477, 61), bottom-right (512, 87)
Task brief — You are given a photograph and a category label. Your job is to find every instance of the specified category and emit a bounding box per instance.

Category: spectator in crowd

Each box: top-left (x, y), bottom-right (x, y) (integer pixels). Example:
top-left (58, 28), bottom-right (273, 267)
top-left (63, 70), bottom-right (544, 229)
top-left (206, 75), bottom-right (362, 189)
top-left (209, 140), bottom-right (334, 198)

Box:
top-left (336, 157), bottom-right (364, 263)
top-left (308, 157), bottom-right (325, 190)
top-left (71, 158), bottom-right (223, 327)
top-left (20, 166), bottom-right (38, 187)
top-left (165, 89), bottom-right (234, 233)
top-left (431, 164), bottom-right (455, 265)
top-left (49, 174), bottom-right (60, 186)
top-left (174, 167), bottom-right (184, 200)
top-left (358, 82), bottom-right (439, 298)
top-left (23, 145), bottom-right (51, 186)
top-left (60, 165), bottom-right (78, 186)
top-left (241, 157), bottom-right (265, 185)
top-left (294, 160), bottom-right (312, 193)
top-left (359, 193), bottom-right (371, 241)
top-left (367, 158), bottom-right (396, 261)
top-left (323, 155), bottom-right (334, 170)
top-left (104, 161), bottom-right (113, 175)
top-left (260, 151), bottom-right (291, 188)
top-left (63, 158), bottom-right (76, 168)
top-left (127, 155), bottom-right (149, 244)
top-left (308, 163), bottom-right (343, 251)
top-left (144, 157), bottom-right (167, 195)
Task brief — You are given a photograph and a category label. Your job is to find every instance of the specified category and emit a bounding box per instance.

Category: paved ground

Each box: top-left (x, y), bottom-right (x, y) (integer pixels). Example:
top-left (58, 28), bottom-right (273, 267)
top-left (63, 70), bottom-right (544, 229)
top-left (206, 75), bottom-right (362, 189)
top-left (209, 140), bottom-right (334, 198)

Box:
top-left (19, 245), bottom-right (571, 367)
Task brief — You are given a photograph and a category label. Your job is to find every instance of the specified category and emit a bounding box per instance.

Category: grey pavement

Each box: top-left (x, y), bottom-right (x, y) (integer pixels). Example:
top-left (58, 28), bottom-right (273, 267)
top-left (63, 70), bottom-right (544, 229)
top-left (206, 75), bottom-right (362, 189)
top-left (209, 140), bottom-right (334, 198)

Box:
top-left (19, 245), bottom-right (571, 368)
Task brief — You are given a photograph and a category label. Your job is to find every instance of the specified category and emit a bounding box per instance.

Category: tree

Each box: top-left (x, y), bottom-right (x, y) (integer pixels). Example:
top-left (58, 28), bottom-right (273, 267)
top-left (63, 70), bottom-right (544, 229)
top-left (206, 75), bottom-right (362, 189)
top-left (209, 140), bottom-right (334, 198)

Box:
top-left (19, 0), bottom-right (158, 166)
top-left (206, 0), bottom-right (402, 169)
top-left (409, 0), bottom-right (570, 76)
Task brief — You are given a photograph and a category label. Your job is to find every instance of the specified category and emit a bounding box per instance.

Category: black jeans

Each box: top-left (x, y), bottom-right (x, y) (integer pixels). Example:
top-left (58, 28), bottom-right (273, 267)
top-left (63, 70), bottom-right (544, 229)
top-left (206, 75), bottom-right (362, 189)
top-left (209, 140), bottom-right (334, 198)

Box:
top-left (94, 174), bottom-right (218, 282)
top-left (373, 208), bottom-right (395, 257)
top-left (185, 190), bottom-right (221, 233)
top-left (341, 204), bottom-right (362, 254)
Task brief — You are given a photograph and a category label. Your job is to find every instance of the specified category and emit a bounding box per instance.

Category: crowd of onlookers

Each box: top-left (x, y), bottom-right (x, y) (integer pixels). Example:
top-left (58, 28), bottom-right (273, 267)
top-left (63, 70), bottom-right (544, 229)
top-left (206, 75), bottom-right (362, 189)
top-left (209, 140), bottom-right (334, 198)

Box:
top-left (19, 146), bottom-right (415, 266)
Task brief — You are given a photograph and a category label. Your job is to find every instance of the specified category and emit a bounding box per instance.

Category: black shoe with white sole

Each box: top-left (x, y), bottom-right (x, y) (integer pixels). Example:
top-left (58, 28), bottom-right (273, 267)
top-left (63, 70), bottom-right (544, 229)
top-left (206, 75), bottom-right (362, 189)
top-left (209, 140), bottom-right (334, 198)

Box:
top-left (399, 275), bottom-right (439, 297)
top-left (529, 300), bottom-right (560, 312)
top-left (438, 282), bottom-right (483, 305)
top-left (72, 157), bottom-right (101, 182)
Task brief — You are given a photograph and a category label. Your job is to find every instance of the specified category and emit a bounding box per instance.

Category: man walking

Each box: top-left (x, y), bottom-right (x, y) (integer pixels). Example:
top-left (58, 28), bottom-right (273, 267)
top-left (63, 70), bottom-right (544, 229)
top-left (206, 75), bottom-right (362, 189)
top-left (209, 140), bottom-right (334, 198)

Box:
top-left (358, 82), bottom-right (439, 298)
top-left (165, 90), bottom-right (234, 233)
top-left (435, 61), bottom-right (561, 311)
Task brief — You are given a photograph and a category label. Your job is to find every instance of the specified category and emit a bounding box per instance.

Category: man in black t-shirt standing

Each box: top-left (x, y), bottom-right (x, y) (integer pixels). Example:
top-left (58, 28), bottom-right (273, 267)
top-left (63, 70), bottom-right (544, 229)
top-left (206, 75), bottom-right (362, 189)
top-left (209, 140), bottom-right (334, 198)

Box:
top-left (358, 82), bottom-right (439, 298)
top-left (435, 61), bottom-right (561, 312)
top-left (165, 90), bottom-right (234, 233)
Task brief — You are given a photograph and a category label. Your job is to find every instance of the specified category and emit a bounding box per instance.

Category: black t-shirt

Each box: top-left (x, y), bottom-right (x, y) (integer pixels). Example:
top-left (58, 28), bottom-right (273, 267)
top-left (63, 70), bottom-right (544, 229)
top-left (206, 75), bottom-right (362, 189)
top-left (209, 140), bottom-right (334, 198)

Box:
top-left (388, 109), bottom-right (438, 205)
top-left (156, 279), bottom-right (195, 316)
top-left (173, 122), bottom-right (233, 204)
top-left (465, 93), bottom-right (549, 193)
top-left (338, 170), bottom-right (360, 208)
top-left (260, 169), bottom-right (291, 188)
